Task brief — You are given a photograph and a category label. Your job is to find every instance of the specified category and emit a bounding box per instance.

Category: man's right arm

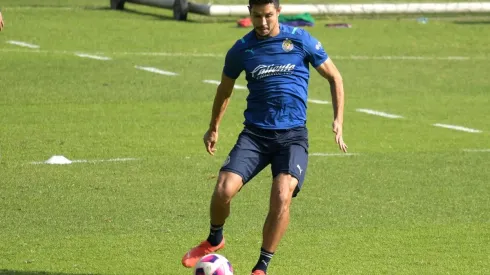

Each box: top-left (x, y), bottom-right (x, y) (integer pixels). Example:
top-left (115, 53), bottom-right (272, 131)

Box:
top-left (203, 44), bottom-right (243, 155)
top-left (208, 72), bottom-right (236, 132)
top-left (203, 72), bottom-right (236, 155)
top-left (209, 43), bottom-right (243, 131)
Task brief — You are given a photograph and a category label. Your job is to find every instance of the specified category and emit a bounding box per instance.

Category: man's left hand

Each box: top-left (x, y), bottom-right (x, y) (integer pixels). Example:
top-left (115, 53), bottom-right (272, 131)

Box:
top-left (332, 120), bottom-right (348, 153)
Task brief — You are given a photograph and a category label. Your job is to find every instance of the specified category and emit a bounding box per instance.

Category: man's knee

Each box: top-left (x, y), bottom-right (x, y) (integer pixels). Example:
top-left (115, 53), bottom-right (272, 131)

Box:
top-left (270, 173), bottom-right (298, 213)
top-left (213, 171), bottom-right (243, 204)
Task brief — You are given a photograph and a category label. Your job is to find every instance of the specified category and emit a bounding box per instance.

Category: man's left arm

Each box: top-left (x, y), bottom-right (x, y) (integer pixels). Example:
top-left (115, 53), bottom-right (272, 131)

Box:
top-left (304, 32), bottom-right (348, 153)
top-left (0, 11), bottom-right (4, 31)
top-left (315, 58), bottom-right (348, 152)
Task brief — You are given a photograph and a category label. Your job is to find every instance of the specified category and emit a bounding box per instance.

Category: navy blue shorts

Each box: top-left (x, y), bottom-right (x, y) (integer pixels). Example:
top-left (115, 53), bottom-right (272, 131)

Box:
top-left (220, 124), bottom-right (309, 197)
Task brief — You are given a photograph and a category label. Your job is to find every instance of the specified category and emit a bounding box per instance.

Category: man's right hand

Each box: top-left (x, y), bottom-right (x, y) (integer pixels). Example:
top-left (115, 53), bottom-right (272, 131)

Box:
top-left (0, 12), bottom-right (4, 31)
top-left (203, 129), bottom-right (219, 156)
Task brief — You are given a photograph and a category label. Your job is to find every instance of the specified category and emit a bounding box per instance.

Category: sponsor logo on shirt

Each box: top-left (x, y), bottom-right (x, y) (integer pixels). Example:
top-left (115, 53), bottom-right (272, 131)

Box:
top-left (251, 64), bottom-right (296, 80)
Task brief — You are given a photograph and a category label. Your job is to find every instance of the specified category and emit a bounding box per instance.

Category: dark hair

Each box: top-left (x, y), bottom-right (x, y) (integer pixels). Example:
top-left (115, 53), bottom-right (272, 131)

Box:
top-left (249, 0), bottom-right (279, 8)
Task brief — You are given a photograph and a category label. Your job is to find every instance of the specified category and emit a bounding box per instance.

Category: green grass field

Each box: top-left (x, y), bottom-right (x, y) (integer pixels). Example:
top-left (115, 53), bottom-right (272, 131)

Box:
top-left (1, 1), bottom-right (490, 274)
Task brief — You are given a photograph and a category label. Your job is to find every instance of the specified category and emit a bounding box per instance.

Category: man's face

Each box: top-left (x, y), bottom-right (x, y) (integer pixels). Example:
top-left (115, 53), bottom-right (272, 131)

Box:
top-left (249, 3), bottom-right (280, 38)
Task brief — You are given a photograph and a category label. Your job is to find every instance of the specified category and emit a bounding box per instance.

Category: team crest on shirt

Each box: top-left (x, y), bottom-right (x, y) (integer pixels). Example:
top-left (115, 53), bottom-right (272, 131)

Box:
top-left (282, 38), bottom-right (294, 52)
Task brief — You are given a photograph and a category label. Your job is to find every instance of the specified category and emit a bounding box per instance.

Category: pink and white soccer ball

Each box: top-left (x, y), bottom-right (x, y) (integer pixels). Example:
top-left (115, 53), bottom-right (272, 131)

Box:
top-left (193, 253), bottom-right (234, 275)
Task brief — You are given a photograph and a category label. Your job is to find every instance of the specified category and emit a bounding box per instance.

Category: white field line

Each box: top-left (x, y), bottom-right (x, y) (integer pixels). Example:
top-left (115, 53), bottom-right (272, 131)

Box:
top-left (203, 79), bottom-right (247, 90)
top-left (356, 108), bottom-right (404, 119)
top-left (1, 48), bottom-right (488, 61)
top-left (30, 157), bottom-right (139, 165)
top-left (310, 153), bottom-right (359, 157)
top-left (462, 149), bottom-right (490, 152)
top-left (75, 53), bottom-right (111, 61)
top-left (308, 99), bottom-right (330, 104)
top-left (432, 123), bottom-right (482, 133)
top-left (130, 52), bottom-right (222, 57)
top-left (6, 40), bottom-right (40, 49)
top-left (135, 66), bottom-right (178, 76)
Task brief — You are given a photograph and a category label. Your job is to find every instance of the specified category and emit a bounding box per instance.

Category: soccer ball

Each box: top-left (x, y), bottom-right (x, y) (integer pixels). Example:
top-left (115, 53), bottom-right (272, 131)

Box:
top-left (193, 253), bottom-right (234, 275)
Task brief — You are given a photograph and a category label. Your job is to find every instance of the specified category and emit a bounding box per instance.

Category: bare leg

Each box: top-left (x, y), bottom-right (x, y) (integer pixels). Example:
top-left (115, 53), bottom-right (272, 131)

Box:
top-left (251, 173), bottom-right (298, 273)
top-left (210, 171), bottom-right (244, 226)
top-left (181, 171), bottom-right (244, 268)
top-left (262, 173), bottom-right (298, 252)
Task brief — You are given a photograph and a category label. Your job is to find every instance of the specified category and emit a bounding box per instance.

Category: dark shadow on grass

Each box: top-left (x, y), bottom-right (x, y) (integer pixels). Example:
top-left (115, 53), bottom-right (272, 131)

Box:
top-left (0, 271), bottom-right (101, 275)
top-left (86, 6), bottom-right (239, 24)
top-left (453, 20), bottom-right (490, 25)
top-left (87, 6), bottom-right (177, 21)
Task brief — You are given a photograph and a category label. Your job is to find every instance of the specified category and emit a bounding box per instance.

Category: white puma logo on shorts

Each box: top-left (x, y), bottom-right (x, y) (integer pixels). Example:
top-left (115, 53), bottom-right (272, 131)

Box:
top-left (296, 164), bottom-right (303, 175)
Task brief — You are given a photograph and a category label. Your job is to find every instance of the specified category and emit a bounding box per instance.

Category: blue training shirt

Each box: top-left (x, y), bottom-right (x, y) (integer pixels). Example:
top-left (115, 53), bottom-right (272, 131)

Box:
top-left (223, 24), bottom-right (329, 130)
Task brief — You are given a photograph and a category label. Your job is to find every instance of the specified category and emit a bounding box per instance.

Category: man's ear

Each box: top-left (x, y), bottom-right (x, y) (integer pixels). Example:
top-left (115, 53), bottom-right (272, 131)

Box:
top-left (276, 6), bottom-right (282, 14)
top-left (248, 5), bottom-right (252, 14)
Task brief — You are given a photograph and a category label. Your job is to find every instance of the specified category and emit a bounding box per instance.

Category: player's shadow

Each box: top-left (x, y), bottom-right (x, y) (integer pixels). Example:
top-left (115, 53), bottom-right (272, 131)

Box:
top-left (0, 270), bottom-right (100, 275)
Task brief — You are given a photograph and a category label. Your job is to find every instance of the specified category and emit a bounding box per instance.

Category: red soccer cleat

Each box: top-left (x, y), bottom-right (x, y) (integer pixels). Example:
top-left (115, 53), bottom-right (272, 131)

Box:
top-left (181, 238), bottom-right (225, 268)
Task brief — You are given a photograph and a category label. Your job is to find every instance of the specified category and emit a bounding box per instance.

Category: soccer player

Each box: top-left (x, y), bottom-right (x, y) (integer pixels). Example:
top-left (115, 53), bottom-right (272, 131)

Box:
top-left (182, 0), bottom-right (347, 274)
top-left (0, 10), bottom-right (4, 31)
